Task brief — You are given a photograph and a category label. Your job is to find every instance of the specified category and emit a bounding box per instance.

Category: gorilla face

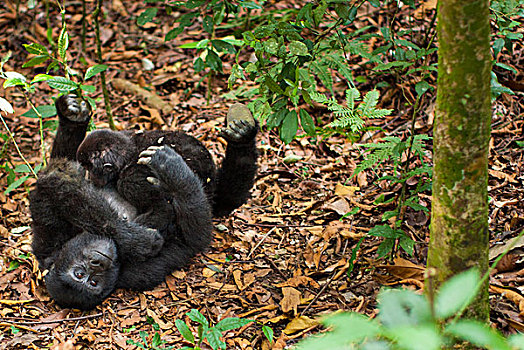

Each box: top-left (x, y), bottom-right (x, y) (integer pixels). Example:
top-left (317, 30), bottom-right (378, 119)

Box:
top-left (45, 233), bottom-right (119, 310)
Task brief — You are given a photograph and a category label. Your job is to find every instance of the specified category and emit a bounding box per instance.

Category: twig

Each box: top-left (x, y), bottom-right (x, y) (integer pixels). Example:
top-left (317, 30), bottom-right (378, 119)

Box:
top-left (0, 312), bottom-right (103, 325)
top-left (247, 227), bottom-right (276, 259)
top-left (0, 113), bottom-right (38, 178)
top-left (21, 89), bottom-right (47, 167)
top-left (93, 0), bottom-right (115, 130)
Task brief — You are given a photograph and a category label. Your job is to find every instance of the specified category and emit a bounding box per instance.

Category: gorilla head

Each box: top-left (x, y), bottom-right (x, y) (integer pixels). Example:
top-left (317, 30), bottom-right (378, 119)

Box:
top-left (76, 130), bottom-right (136, 188)
top-left (45, 233), bottom-right (119, 310)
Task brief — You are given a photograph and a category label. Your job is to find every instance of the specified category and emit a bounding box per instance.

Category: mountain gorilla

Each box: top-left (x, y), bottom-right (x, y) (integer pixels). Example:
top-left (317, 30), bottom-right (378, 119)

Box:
top-left (30, 95), bottom-right (258, 309)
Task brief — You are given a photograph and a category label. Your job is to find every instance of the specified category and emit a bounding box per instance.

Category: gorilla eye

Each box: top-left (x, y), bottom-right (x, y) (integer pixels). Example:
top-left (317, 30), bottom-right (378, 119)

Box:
top-left (74, 271), bottom-right (85, 279)
top-left (90, 279), bottom-right (98, 287)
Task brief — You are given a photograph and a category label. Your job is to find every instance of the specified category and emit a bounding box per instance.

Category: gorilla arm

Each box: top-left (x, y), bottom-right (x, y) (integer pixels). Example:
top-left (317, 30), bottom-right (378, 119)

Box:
top-left (50, 95), bottom-right (92, 161)
top-left (213, 104), bottom-right (259, 217)
top-left (116, 146), bottom-right (213, 290)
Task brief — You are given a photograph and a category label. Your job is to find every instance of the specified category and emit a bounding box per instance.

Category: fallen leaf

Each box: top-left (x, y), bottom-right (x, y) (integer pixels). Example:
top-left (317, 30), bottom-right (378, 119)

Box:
top-left (334, 183), bottom-right (359, 197)
top-left (283, 316), bottom-right (319, 335)
top-left (379, 258), bottom-right (425, 281)
top-left (280, 287), bottom-right (301, 314)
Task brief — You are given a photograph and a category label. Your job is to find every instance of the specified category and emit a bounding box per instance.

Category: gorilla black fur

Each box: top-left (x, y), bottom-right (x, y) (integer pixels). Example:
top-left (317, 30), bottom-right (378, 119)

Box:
top-left (30, 95), bottom-right (258, 309)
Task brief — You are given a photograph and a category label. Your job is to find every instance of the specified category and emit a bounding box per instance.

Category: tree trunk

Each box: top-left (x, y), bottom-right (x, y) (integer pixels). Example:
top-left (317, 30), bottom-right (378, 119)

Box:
top-left (427, 0), bottom-right (492, 322)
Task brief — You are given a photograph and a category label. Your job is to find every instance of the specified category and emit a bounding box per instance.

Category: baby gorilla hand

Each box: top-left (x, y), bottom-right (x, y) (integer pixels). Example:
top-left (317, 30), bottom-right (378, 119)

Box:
top-left (55, 94), bottom-right (91, 123)
top-left (220, 103), bottom-right (257, 143)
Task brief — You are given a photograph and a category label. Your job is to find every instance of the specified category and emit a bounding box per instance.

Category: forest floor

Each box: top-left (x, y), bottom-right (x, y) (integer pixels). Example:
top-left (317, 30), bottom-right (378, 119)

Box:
top-left (0, 1), bottom-right (523, 349)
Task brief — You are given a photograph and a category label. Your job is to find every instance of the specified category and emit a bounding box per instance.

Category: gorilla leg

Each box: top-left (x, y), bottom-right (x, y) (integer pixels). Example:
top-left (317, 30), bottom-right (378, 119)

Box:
top-left (213, 104), bottom-right (258, 216)
top-left (51, 95), bottom-right (91, 160)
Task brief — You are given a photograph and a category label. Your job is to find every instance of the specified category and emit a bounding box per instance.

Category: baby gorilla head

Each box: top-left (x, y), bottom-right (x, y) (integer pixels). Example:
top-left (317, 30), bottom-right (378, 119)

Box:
top-left (45, 233), bottom-right (119, 310)
top-left (76, 130), bottom-right (135, 188)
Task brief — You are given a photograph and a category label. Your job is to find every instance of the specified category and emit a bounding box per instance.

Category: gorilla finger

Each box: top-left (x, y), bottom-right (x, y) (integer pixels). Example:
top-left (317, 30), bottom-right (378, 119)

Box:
top-left (147, 177), bottom-right (161, 186)
top-left (137, 157), bottom-right (152, 165)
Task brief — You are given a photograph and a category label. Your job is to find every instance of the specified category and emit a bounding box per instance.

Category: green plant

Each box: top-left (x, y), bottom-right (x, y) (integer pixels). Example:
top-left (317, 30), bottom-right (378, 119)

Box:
top-left (311, 88), bottom-right (393, 140)
top-left (0, 12), bottom-right (105, 194)
top-left (127, 318), bottom-right (174, 350)
top-left (295, 268), bottom-right (524, 350)
top-left (137, 0), bottom-right (259, 102)
top-left (175, 309), bottom-right (273, 350)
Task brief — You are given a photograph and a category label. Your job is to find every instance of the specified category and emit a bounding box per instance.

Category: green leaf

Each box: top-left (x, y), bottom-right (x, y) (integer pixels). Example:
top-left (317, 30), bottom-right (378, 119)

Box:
top-left (3, 77), bottom-right (26, 88)
top-left (22, 55), bottom-right (50, 68)
top-left (203, 15), bottom-right (213, 34)
top-left (264, 76), bottom-right (285, 95)
top-left (23, 42), bottom-right (49, 55)
top-left (14, 164), bottom-right (31, 173)
top-left (187, 309), bottom-right (209, 328)
top-left (211, 40), bottom-right (236, 54)
top-left (508, 333), bottom-right (524, 349)
top-left (85, 64), bottom-right (108, 80)
top-left (47, 76), bottom-right (79, 92)
top-left (445, 320), bottom-right (511, 350)
top-left (205, 49), bottom-right (222, 72)
top-left (58, 27), bottom-right (69, 61)
top-left (22, 105), bottom-right (57, 119)
top-left (388, 325), bottom-right (441, 350)
top-left (399, 236), bottom-right (414, 255)
top-left (4, 175), bottom-right (29, 195)
top-left (415, 81), bottom-right (431, 96)
top-left (368, 225), bottom-right (397, 239)
top-left (376, 238), bottom-right (395, 258)
top-left (137, 7), bottom-right (158, 26)
top-left (0, 97), bottom-right (14, 114)
top-left (80, 84), bottom-right (96, 93)
top-left (434, 269), bottom-right (480, 320)
top-left (299, 109), bottom-right (315, 136)
top-left (215, 317), bottom-right (253, 332)
top-left (175, 319), bottom-right (195, 344)
top-left (31, 74), bottom-right (53, 84)
top-left (262, 325), bottom-right (274, 343)
top-left (322, 313), bottom-right (381, 342)
top-left (280, 110), bottom-right (298, 144)
top-left (289, 41), bottom-right (309, 56)
top-left (206, 328), bottom-right (225, 350)
top-left (166, 27), bottom-right (184, 41)
top-left (378, 289), bottom-right (432, 328)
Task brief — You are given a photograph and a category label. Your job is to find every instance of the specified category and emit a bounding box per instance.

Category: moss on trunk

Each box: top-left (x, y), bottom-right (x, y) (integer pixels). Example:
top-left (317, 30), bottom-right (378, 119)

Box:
top-left (427, 0), bottom-right (492, 322)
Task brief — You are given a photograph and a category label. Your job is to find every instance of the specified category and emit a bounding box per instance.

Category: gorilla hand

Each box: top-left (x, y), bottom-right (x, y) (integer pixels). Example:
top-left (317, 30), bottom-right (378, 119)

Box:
top-left (56, 94), bottom-right (92, 123)
top-left (219, 103), bottom-right (257, 143)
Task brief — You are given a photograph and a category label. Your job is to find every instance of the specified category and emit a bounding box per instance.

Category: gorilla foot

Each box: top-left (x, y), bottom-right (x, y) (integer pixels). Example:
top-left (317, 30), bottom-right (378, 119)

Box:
top-left (56, 94), bottom-right (91, 123)
top-left (220, 103), bottom-right (257, 143)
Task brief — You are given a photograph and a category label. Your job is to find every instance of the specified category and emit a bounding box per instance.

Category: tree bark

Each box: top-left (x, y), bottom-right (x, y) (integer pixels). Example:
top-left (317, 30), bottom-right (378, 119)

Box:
top-left (427, 0), bottom-right (492, 322)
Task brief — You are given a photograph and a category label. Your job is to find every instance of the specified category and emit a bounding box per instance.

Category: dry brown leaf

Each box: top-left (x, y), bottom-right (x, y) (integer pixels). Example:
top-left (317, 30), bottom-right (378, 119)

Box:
top-left (283, 316), bottom-right (319, 335)
top-left (334, 183), bottom-right (359, 197)
top-left (356, 171), bottom-right (368, 187)
top-left (506, 319), bottom-right (524, 332)
top-left (238, 305), bottom-right (278, 318)
top-left (489, 169), bottom-right (517, 183)
top-left (379, 258), bottom-right (425, 281)
top-left (32, 309), bottom-right (69, 331)
top-left (280, 287), bottom-right (301, 314)
top-left (275, 276), bottom-right (320, 289)
top-left (233, 270), bottom-right (244, 290)
top-left (146, 309), bottom-right (173, 330)
top-left (324, 198), bottom-right (350, 215)
top-left (490, 285), bottom-right (524, 314)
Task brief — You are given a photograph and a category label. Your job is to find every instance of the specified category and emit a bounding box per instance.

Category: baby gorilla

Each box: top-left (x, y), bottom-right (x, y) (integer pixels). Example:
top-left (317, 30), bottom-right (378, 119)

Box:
top-left (70, 96), bottom-right (258, 217)
top-left (31, 95), bottom-right (257, 309)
